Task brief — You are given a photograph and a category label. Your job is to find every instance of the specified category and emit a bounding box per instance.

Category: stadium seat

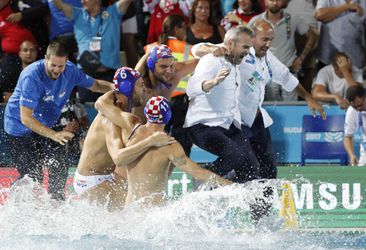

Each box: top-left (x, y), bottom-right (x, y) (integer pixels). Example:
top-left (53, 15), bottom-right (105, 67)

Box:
top-left (301, 115), bottom-right (348, 166)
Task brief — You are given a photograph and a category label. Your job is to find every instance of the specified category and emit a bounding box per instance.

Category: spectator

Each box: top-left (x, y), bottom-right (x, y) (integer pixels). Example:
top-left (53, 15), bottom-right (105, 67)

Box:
top-left (220, 0), bottom-right (236, 16)
top-left (3, 40), bottom-right (113, 200)
top-left (315, 0), bottom-right (366, 70)
top-left (121, 2), bottom-right (139, 67)
top-left (221, 0), bottom-right (262, 31)
top-left (144, 0), bottom-right (190, 44)
top-left (185, 0), bottom-right (225, 45)
top-left (312, 52), bottom-right (363, 109)
top-left (53, 0), bottom-right (132, 102)
top-left (285, 0), bottom-right (318, 93)
top-left (344, 85), bottom-right (366, 166)
top-left (0, 40), bottom-right (38, 102)
top-left (249, 0), bottom-right (317, 101)
top-left (6, 0), bottom-right (49, 57)
top-left (47, 0), bottom-right (82, 64)
top-left (0, 0), bottom-right (36, 56)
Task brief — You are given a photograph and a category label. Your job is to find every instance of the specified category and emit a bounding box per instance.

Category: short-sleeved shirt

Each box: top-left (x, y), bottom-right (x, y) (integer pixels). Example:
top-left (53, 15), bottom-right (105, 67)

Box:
top-left (285, 0), bottom-right (317, 28)
top-left (4, 59), bottom-right (94, 136)
top-left (249, 11), bottom-right (309, 66)
top-left (314, 65), bottom-right (363, 98)
top-left (184, 54), bottom-right (241, 130)
top-left (72, 3), bottom-right (123, 70)
top-left (315, 0), bottom-right (366, 68)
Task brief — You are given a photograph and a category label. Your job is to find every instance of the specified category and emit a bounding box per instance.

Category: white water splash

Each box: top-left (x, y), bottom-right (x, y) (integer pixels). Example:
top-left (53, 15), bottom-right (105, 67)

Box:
top-left (0, 177), bottom-right (362, 250)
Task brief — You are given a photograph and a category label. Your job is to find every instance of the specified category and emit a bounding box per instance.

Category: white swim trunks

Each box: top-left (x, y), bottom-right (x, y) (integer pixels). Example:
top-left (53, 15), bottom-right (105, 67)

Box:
top-left (73, 171), bottom-right (114, 195)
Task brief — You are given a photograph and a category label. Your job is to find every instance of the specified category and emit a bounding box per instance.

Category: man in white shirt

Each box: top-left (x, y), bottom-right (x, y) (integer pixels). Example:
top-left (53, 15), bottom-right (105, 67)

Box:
top-left (344, 85), bottom-right (366, 166)
top-left (184, 25), bottom-right (256, 181)
top-left (192, 19), bottom-right (325, 222)
top-left (312, 52), bottom-right (363, 110)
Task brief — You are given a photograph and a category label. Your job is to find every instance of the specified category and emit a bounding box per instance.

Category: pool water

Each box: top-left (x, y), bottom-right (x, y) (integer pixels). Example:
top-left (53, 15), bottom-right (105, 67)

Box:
top-left (0, 178), bottom-right (365, 250)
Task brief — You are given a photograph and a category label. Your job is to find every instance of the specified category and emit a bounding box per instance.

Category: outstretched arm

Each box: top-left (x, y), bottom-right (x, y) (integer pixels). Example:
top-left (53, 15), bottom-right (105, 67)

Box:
top-left (88, 79), bottom-right (114, 93)
top-left (53, 0), bottom-right (73, 20)
top-left (296, 84), bottom-right (326, 119)
top-left (103, 119), bottom-right (176, 166)
top-left (174, 59), bottom-right (199, 80)
top-left (168, 144), bottom-right (232, 186)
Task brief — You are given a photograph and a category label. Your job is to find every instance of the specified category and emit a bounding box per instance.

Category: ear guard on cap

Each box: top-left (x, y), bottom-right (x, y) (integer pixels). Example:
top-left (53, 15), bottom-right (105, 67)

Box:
top-left (147, 44), bottom-right (174, 72)
top-left (113, 67), bottom-right (141, 97)
top-left (144, 96), bottom-right (172, 124)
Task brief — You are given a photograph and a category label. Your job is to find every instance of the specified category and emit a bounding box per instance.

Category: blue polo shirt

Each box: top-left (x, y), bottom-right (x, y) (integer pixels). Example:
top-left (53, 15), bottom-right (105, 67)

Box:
top-left (72, 3), bottom-right (123, 70)
top-left (4, 60), bottom-right (94, 136)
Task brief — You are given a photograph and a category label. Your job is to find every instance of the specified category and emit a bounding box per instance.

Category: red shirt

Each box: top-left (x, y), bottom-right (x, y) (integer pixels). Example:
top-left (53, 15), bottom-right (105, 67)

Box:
top-left (0, 5), bottom-right (36, 54)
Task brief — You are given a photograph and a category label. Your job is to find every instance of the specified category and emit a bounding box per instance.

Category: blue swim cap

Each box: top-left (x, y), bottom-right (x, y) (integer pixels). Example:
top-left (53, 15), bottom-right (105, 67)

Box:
top-left (147, 45), bottom-right (174, 72)
top-left (144, 96), bottom-right (172, 124)
top-left (113, 67), bottom-right (141, 97)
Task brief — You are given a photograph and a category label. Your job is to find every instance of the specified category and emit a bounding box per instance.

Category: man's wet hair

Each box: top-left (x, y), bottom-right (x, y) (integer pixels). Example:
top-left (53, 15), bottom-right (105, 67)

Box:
top-left (346, 85), bottom-right (365, 102)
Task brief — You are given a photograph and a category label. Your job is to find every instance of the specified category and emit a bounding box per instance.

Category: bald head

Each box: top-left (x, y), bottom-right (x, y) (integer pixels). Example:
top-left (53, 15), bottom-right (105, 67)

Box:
top-left (251, 19), bottom-right (274, 35)
top-left (250, 19), bottom-right (275, 58)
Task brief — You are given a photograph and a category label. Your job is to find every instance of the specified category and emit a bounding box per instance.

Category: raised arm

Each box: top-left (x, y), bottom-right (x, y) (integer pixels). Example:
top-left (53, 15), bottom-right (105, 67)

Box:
top-left (174, 59), bottom-right (199, 80)
top-left (117, 0), bottom-right (133, 15)
top-left (95, 90), bottom-right (136, 129)
top-left (192, 43), bottom-right (224, 58)
top-left (103, 119), bottom-right (176, 166)
top-left (168, 144), bottom-right (232, 186)
top-left (315, 3), bottom-right (363, 23)
top-left (53, 0), bottom-right (73, 20)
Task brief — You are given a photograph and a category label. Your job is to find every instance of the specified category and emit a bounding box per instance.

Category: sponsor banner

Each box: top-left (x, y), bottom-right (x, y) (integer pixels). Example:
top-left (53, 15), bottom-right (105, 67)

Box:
top-left (1, 166), bottom-right (365, 228)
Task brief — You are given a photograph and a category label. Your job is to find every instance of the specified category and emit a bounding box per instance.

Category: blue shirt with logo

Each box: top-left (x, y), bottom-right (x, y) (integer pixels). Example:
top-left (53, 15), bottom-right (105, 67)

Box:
top-left (4, 59), bottom-right (94, 136)
top-left (72, 3), bottom-right (123, 70)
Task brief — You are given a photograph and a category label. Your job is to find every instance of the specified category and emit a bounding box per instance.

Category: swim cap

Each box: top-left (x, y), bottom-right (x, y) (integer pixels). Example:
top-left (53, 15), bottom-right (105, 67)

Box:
top-left (113, 67), bottom-right (141, 97)
top-left (144, 96), bottom-right (172, 124)
top-left (147, 45), bottom-right (174, 72)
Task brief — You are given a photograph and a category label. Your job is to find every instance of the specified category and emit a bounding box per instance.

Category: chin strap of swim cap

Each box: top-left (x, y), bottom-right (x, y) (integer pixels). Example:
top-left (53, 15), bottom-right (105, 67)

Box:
top-left (144, 96), bottom-right (172, 124)
top-left (147, 44), bottom-right (174, 72)
top-left (113, 67), bottom-right (141, 112)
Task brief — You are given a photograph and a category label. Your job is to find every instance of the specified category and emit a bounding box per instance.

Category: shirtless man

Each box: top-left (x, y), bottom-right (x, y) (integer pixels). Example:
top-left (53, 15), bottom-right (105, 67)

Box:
top-left (95, 44), bottom-right (198, 125)
top-left (74, 67), bottom-right (175, 209)
top-left (104, 96), bottom-right (232, 207)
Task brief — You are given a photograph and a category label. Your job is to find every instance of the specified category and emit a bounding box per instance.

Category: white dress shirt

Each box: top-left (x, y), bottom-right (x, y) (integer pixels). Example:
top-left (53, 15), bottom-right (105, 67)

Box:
top-left (184, 54), bottom-right (241, 129)
top-left (239, 47), bottom-right (299, 128)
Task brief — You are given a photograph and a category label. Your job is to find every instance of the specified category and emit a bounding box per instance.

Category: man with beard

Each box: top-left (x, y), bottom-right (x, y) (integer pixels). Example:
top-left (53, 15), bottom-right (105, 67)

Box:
top-left (4, 40), bottom-right (114, 200)
top-left (184, 25), bottom-right (254, 182)
top-left (94, 44), bottom-right (198, 132)
top-left (192, 19), bottom-right (325, 223)
top-left (74, 67), bottom-right (176, 209)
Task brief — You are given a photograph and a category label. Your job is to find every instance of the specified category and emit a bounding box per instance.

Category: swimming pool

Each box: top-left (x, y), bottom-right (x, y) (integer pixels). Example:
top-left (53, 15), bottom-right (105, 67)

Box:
top-left (0, 179), bottom-right (365, 250)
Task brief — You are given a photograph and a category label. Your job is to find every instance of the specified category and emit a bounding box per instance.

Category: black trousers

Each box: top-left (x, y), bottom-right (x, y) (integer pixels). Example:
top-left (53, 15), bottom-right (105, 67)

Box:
top-left (188, 123), bottom-right (260, 183)
top-left (165, 94), bottom-right (192, 156)
top-left (6, 132), bottom-right (70, 200)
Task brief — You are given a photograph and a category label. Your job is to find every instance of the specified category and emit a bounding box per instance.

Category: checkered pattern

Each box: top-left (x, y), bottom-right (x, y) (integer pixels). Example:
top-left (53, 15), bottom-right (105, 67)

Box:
top-left (145, 96), bottom-right (170, 124)
top-left (155, 45), bottom-right (173, 59)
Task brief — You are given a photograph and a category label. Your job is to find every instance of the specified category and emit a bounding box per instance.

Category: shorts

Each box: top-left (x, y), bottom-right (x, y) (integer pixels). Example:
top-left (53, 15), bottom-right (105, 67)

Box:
top-left (73, 171), bottom-right (114, 195)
